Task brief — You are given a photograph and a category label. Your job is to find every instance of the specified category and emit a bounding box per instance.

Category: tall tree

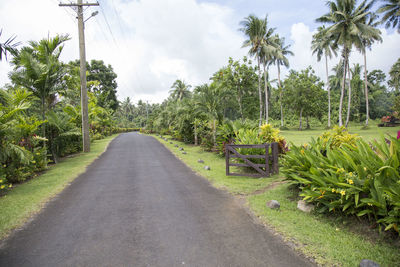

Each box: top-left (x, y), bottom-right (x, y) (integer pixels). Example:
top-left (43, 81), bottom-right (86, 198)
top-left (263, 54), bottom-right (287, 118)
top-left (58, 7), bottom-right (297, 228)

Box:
top-left (316, 0), bottom-right (380, 127)
top-left (359, 13), bottom-right (382, 126)
top-left (10, 34), bottom-right (70, 138)
top-left (240, 14), bottom-right (268, 126)
top-left (273, 36), bottom-right (293, 127)
top-left (311, 26), bottom-right (337, 128)
top-left (259, 22), bottom-right (278, 124)
top-left (283, 67), bottom-right (326, 130)
top-left (194, 83), bottom-right (224, 147)
top-left (169, 79), bottom-right (191, 101)
top-left (86, 59), bottom-right (119, 111)
top-left (377, 0), bottom-right (400, 32)
top-left (389, 58), bottom-right (400, 93)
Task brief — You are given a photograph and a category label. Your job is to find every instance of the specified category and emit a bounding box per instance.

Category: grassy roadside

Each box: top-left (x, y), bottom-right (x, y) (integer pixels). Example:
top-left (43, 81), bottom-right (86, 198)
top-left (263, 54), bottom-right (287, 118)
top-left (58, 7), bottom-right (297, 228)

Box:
top-left (0, 134), bottom-right (119, 240)
top-left (152, 134), bottom-right (400, 267)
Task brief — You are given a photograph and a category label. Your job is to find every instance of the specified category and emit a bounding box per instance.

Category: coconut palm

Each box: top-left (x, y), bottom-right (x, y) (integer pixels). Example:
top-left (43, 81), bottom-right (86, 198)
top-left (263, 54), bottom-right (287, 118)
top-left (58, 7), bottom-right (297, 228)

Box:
top-left (311, 26), bottom-right (337, 128)
top-left (316, 0), bottom-right (380, 127)
top-left (377, 0), bottom-right (400, 32)
top-left (359, 13), bottom-right (382, 126)
top-left (273, 36), bottom-right (294, 127)
top-left (240, 14), bottom-right (268, 126)
top-left (169, 79), bottom-right (191, 101)
top-left (10, 34), bottom-right (70, 137)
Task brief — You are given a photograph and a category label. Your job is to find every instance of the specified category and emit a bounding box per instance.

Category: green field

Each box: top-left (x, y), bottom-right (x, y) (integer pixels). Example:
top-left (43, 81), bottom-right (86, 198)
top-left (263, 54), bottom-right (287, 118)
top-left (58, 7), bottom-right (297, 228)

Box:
top-left (281, 125), bottom-right (399, 145)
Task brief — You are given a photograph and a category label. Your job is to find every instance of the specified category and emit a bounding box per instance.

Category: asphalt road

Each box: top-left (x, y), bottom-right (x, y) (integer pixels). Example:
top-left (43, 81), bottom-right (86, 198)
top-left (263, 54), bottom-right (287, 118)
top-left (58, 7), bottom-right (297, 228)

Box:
top-left (0, 132), bottom-right (312, 267)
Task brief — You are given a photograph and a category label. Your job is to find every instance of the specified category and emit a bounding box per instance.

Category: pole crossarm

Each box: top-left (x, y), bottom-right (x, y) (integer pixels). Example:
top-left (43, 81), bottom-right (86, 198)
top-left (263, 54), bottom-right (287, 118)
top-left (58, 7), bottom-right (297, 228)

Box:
top-left (59, 2), bottom-right (99, 7)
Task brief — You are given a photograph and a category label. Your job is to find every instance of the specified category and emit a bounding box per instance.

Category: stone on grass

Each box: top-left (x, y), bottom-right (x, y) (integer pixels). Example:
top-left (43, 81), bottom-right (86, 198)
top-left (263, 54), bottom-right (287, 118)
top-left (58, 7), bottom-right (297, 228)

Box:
top-left (179, 147), bottom-right (184, 151)
top-left (266, 200), bottom-right (280, 209)
top-left (182, 151), bottom-right (187, 155)
top-left (174, 144), bottom-right (179, 148)
top-left (197, 159), bottom-right (204, 164)
top-left (297, 200), bottom-right (314, 213)
top-left (170, 142), bottom-right (173, 144)
top-left (204, 166), bottom-right (211, 170)
top-left (359, 259), bottom-right (380, 267)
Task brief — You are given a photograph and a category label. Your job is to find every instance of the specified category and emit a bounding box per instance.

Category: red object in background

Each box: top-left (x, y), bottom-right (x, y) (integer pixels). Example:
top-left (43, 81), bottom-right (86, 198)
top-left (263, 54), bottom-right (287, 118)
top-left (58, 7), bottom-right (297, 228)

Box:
top-left (397, 130), bottom-right (400, 140)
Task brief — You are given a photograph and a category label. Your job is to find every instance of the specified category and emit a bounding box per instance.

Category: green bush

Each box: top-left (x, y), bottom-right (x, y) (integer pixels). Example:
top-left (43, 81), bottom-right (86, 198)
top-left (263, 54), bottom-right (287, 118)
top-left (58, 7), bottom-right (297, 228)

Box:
top-left (282, 128), bottom-right (400, 235)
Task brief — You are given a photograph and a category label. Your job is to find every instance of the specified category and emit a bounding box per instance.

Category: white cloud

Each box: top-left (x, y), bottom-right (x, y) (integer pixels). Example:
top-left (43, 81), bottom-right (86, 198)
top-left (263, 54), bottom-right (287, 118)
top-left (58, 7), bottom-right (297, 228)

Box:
top-left (0, 0), bottom-right (246, 104)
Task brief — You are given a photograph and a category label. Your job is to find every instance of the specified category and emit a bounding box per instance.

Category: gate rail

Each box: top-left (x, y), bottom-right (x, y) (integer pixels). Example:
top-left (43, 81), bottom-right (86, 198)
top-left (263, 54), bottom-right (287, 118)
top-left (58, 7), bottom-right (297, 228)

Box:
top-left (225, 143), bottom-right (279, 177)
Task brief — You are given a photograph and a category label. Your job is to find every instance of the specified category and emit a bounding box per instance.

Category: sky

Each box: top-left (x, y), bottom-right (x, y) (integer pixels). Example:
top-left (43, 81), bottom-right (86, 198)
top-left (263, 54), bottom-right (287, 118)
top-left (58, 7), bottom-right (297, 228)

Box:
top-left (0, 0), bottom-right (399, 104)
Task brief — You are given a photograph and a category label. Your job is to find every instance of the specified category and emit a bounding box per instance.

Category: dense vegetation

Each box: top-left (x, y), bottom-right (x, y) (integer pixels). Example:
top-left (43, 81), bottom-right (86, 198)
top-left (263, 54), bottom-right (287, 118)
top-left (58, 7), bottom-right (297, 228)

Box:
top-left (0, 34), bottom-right (136, 191)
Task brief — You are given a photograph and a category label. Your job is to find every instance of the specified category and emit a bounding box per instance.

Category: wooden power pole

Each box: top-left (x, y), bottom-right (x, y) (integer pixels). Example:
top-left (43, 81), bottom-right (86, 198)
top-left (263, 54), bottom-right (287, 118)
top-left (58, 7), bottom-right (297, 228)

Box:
top-left (60, 0), bottom-right (99, 152)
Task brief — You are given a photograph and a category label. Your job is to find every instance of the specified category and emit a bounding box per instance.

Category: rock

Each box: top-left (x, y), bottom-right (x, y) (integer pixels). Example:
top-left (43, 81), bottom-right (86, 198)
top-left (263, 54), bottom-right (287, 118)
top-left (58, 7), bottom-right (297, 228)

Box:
top-left (197, 159), bottom-right (204, 164)
top-left (170, 142), bottom-right (173, 144)
top-left (174, 144), bottom-right (179, 148)
top-left (360, 260), bottom-right (380, 267)
top-left (204, 166), bottom-right (211, 170)
top-left (297, 200), bottom-right (314, 213)
top-left (266, 200), bottom-right (280, 209)
top-left (182, 151), bottom-right (187, 155)
top-left (179, 147), bottom-right (184, 151)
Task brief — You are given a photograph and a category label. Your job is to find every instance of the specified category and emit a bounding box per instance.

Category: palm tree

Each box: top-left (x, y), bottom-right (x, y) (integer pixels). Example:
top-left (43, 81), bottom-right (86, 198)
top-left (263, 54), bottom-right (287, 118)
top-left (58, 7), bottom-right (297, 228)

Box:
top-left (0, 30), bottom-right (20, 61)
top-left (194, 83), bottom-right (224, 147)
top-left (10, 34), bottom-right (70, 138)
top-left (316, 0), bottom-right (380, 127)
top-left (240, 14), bottom-right (268, 126)
top-left (311, 26), bottom-right (337, 128)
top-left (260, 30), bottom-right (279, 124)
top-left (273, 36), bottom-right (294, 127)
top-left (389, 58), bottom-right (400, 92)
top-left (377, 0), bottom-right (400, 33)
top-left (359, 13), bottom-right (382, 126)
top-left (169, 79), bottom-right (191, 101)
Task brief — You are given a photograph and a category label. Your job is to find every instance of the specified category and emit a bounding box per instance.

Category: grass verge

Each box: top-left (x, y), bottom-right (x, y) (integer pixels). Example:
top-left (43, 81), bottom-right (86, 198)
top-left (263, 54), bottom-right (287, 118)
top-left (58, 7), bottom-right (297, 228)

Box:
top-left (0, 134), bottom-right (119, 240)
top-left (153, 134), bottom-right (400, 267)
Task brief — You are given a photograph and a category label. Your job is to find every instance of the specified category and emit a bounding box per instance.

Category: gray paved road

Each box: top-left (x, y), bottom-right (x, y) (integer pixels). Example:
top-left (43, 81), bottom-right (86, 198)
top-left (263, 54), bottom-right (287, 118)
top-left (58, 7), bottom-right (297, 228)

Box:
top-left (0, 132), bottom-right (311, 267)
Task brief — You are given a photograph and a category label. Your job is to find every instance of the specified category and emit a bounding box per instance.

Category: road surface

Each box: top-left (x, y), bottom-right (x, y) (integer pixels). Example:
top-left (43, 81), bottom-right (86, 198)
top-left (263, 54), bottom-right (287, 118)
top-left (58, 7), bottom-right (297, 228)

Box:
top-left (0, 132), bottom-right (311, 266)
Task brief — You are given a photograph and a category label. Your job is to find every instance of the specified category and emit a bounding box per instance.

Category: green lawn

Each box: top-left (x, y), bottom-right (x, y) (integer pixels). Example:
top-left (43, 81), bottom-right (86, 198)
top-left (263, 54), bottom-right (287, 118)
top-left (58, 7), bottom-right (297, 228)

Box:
top-left (153, 129), bottom-right (400, 267)
top-left (0, 134), bottom-right (118, 240)
top-left (281, 124), bottom-right (399, 145)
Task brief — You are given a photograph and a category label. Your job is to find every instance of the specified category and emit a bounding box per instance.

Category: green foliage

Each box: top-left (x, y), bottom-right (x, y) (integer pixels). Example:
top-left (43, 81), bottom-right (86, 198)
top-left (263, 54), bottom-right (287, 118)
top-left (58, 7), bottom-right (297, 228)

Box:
top-left (282, 128), bottom-right (400, 234)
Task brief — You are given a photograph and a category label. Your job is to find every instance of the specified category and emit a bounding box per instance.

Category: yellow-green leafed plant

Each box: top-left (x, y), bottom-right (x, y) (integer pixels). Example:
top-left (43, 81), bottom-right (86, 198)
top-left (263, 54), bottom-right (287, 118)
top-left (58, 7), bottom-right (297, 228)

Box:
top-left (282, 128), bottom-right (400, 235)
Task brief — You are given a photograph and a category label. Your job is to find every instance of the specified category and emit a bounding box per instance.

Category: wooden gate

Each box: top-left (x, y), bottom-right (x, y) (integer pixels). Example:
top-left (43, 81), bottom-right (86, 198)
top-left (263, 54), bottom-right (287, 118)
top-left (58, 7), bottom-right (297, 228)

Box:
top-left (225, 143), bottom-right (279, 177)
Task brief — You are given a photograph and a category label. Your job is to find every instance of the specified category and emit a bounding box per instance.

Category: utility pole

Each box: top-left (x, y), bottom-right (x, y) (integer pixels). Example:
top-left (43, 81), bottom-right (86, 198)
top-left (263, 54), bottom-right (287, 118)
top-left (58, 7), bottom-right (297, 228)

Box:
top-left (60, 1), bottom-right (99, 152)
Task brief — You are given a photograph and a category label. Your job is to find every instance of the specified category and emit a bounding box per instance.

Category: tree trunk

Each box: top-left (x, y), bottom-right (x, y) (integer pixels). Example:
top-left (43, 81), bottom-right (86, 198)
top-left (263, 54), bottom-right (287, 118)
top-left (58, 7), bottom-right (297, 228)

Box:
top-left (306, 116), bottom-right (310, 129)
top-left (41, 97), bottom-right (47, 164)
top-left (257, 57), bottom-right (263, 127)
top-left (339, 49), bottom-right (348, 127)
top-left (278, 63), bottom-right (283, 127)
top-left (194, 123), bottom-right (198, 146)
top-left (264, 62), bottom-right (269, 124)
top-left (213, 119), bottom-right (217, 147)
top-left (363, 50), bottom-right (369, 126)
top-left (299, 108), bottom-right (303, 131)
top-left (345, 60), bottom-right (352, 128)
top-left (237, 85), bottom-right (244, 121)
top-left (325, 54), bottom-right (331, 128)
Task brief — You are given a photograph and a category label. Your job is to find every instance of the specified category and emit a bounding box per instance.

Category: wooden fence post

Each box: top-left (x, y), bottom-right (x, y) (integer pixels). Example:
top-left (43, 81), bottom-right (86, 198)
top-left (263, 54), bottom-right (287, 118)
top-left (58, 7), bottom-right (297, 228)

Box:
top-left (225, 144), bottom-right (230, 176)
top-left (272, 142), bottom-right (279, 174)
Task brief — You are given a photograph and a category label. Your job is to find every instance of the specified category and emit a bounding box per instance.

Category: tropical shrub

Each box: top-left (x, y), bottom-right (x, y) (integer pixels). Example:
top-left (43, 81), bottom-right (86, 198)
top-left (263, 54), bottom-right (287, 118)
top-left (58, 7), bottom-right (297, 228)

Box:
top-left (282, 129), bottom-right (400, 235)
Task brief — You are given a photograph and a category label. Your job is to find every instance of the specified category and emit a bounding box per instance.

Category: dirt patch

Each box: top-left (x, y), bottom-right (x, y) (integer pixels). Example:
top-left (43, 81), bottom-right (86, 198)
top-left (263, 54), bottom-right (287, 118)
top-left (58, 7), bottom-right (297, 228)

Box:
top-left (245, 181), bottom-right (287, 196)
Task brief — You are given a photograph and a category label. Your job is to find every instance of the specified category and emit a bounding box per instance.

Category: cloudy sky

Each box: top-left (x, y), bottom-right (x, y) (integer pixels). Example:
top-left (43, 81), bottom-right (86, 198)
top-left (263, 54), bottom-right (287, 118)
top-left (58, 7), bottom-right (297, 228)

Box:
top-left (1, 0), bottom-right (399, 104)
